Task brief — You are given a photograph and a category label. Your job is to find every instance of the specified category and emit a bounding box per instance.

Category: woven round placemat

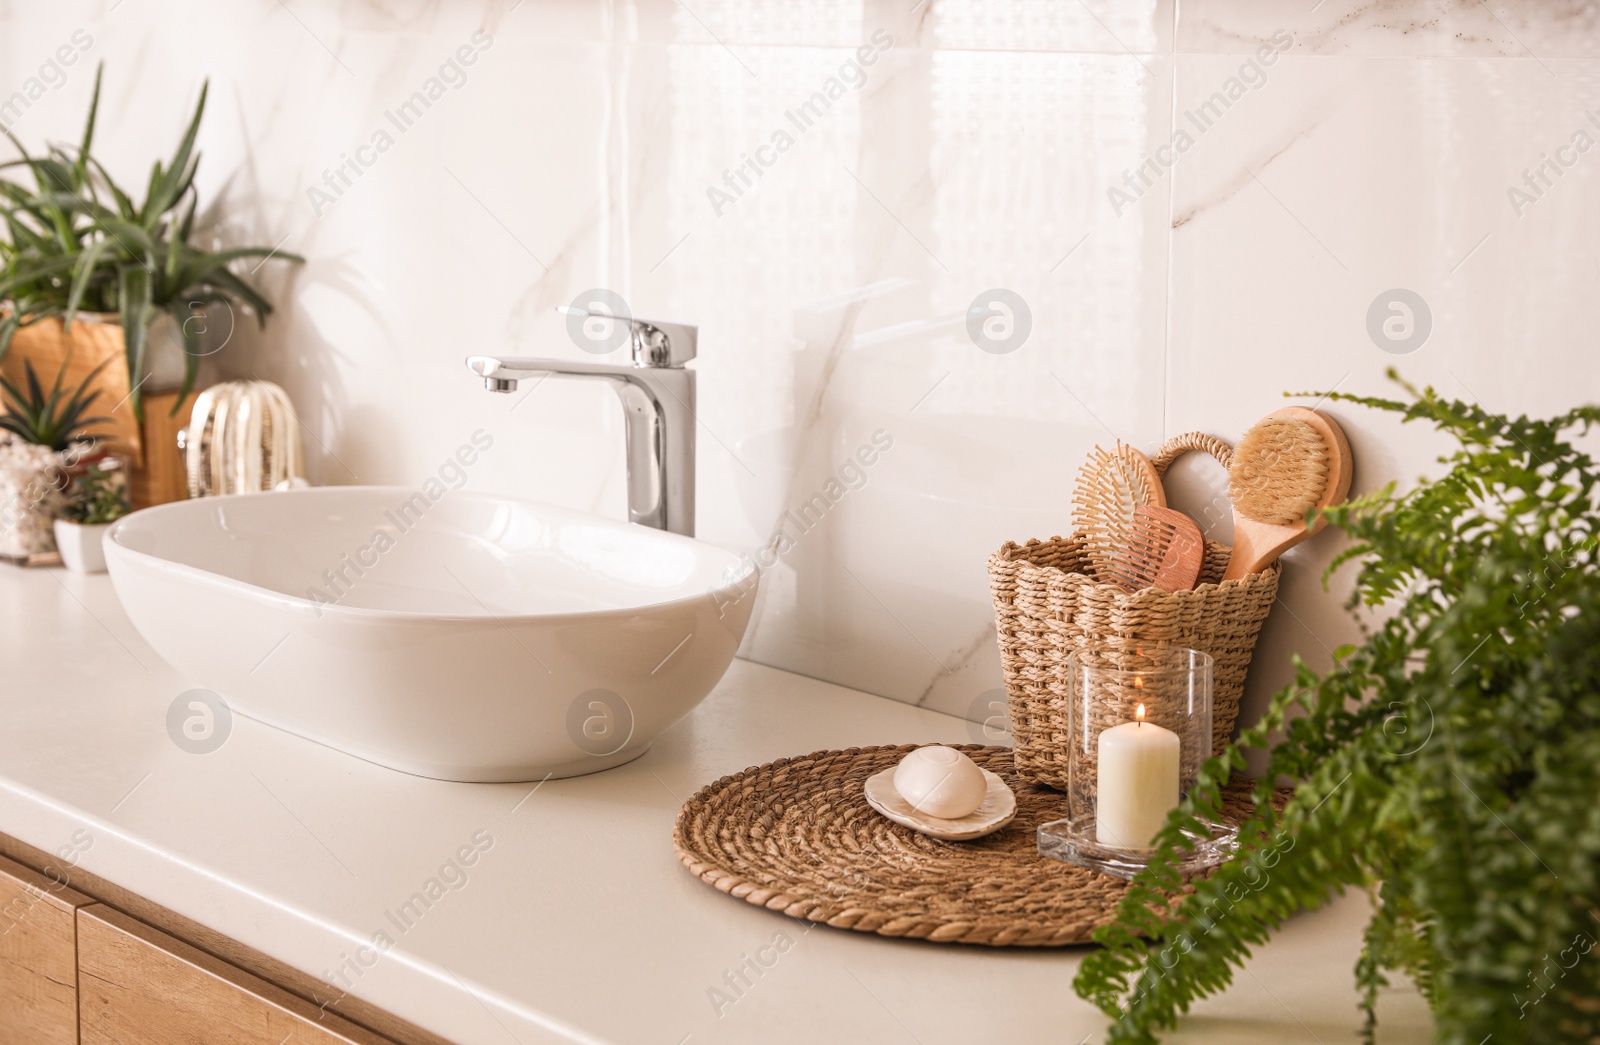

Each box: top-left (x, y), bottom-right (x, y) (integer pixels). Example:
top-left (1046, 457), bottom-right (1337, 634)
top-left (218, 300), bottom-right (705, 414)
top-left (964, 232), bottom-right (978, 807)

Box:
top-left (673, 744), bottom-right (1271, 947)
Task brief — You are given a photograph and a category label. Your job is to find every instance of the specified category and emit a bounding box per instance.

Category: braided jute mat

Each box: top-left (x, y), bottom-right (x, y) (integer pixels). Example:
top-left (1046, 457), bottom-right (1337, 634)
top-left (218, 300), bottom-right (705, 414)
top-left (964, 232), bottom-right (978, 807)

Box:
top-left (672, 744), bottom-right (1274, 948)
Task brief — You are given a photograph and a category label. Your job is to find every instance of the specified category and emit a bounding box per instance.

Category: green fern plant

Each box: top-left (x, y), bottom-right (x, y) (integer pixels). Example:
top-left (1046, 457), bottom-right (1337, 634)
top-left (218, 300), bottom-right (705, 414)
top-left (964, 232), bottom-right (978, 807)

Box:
top-left (0, 64), bottom-right (303, 415)
top-left (1074, 372), bottom-right (1600, 1045)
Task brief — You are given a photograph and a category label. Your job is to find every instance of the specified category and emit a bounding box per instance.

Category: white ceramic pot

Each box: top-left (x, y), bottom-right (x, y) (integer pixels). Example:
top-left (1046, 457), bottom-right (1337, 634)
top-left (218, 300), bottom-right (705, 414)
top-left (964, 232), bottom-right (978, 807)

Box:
top-left (53, 519), bottom-right (110, 573)
top-left (0, 436), bottom-right (70, 560)
top-left (142, 307), bottom-right (230, 394)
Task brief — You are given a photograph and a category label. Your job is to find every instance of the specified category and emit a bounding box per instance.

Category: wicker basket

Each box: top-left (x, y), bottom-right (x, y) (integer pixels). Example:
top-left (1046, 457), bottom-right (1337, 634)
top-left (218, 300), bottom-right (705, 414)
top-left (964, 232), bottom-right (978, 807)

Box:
top-left (987, 433), bottom-right (1279, 790)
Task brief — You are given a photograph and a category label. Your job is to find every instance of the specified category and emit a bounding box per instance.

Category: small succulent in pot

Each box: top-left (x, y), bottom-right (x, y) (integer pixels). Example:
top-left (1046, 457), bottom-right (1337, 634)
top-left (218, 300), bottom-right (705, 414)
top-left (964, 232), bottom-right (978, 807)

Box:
top-left (53, 460), bottom-right (128, 573)
top-left (0, 355), bottom-right (113, 453)
top-left (61, 461), bottom-right (128, 526)
top-left (0, 352), bottom-right (113, 560)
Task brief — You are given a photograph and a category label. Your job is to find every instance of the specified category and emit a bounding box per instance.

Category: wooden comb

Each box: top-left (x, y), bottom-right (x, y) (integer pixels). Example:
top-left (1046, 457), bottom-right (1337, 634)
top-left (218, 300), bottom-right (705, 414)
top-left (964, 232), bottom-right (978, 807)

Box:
top-left (1104, 505), bottom-right (1204, 593)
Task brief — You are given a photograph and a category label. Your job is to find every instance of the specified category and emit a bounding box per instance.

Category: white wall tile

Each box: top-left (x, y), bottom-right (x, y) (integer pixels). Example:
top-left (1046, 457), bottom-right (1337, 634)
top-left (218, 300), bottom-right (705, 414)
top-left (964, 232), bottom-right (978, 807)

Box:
top-left (1167, 46), bottom-right (1600, 763)
top-left (1178, 0), bottom-right (1600, 59)
top-left (1, 1), bottom-right (1595, 747)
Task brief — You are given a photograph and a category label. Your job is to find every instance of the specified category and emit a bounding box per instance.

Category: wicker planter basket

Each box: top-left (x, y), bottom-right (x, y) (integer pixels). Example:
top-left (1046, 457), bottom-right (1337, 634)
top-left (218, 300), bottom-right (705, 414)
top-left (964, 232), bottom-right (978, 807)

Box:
top-left (986, 434), bottom-right (1279, 791)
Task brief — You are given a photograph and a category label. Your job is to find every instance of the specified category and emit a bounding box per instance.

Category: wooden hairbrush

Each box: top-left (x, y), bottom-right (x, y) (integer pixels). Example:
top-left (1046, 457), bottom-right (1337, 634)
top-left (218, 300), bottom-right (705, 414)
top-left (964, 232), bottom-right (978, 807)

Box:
top-left (1221, 406), bottom-right (1353, 582)
top-left (1105, 505), bottom-right (1204, 593)
top-left (1071, 442), bottom-right (1167, 573)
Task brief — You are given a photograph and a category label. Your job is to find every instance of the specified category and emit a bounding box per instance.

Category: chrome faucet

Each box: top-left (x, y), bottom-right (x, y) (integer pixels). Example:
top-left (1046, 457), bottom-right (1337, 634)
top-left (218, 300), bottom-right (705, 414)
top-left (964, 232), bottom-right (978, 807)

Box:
top-left (466, 310), bottom-right (697, 536)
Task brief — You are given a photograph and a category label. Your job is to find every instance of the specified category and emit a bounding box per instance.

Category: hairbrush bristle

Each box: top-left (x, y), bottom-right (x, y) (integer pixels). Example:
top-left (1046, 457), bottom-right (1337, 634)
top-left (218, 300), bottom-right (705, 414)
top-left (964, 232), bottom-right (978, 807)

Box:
top-left (1229, 417), bottom-right (1330, 526)
top-left (1071, 443), bottom-right (1162, 570)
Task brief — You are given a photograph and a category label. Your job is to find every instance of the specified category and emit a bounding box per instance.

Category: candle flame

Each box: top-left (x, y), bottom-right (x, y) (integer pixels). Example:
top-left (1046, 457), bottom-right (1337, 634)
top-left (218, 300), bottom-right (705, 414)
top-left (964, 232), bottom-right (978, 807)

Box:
top-left (1133, 676), bottom-right (1145, 689)
top-left (1136, 703), bottom-right (1147, 722)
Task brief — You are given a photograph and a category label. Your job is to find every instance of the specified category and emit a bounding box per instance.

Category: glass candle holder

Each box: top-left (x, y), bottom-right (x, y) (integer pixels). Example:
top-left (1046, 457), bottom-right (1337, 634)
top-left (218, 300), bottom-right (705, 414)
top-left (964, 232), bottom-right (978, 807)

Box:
top-left (1037, 646), bottom-right (1238, 880)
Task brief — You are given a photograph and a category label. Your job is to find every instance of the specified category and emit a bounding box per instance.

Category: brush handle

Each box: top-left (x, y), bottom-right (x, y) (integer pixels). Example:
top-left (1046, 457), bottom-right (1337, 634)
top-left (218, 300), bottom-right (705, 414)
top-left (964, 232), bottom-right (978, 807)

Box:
top-left (1223, 513), bottom-right (1310, 581)
top-left (1221, 407), bottom-right (1354, 582)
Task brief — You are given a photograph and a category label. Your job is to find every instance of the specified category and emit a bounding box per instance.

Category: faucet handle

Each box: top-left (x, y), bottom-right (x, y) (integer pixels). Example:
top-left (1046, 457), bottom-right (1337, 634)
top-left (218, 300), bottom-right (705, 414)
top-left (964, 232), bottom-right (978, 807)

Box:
top-left (555, 307), bottom-right (697, 368)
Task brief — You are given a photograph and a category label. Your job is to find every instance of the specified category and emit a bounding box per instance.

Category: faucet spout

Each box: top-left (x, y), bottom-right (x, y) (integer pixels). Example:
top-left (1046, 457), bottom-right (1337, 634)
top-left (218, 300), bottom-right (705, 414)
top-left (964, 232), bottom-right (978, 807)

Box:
top-left (465, 318), bottom-right (698, 536)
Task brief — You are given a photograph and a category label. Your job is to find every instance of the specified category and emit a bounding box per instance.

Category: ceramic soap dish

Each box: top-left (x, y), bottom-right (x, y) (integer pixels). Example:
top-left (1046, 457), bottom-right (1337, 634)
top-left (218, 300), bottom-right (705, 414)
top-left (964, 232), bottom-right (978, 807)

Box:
top-left (862, 765), bottom-right (1016, 841)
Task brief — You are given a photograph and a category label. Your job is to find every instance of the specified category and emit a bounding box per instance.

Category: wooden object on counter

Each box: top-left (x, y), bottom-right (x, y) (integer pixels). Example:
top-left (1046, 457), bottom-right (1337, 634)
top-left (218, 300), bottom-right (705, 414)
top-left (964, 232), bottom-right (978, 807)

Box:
top-left (1221, 406), bottom-right (1354, 582)
top-left (1069, 441), bottom-right (1167, 575)
top-left (673, 743), bottom-right (1290, 946)
top-left (0, 831), bottom-right (450, 1045)
top-left (128, 390), bottom-right (193, 510)
top-left (1103, 504), bottom-right (1205, 593)
top-left (77, 904), bottom-right (395, 1045)
top-left (0, 853), bottom-right (95, 1045)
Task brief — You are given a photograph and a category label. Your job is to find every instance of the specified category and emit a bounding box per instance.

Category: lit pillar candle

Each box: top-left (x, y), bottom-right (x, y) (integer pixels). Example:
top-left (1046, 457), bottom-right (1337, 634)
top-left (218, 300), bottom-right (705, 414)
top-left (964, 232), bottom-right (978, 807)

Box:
top-left (1096, 703), bottom-right (1180, 849)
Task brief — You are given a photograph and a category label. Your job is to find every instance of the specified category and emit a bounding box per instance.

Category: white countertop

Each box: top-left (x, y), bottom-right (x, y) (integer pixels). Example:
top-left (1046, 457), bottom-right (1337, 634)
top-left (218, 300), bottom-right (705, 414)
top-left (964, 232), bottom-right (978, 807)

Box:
top-left (0, 565), bottom-right (1433, 1044)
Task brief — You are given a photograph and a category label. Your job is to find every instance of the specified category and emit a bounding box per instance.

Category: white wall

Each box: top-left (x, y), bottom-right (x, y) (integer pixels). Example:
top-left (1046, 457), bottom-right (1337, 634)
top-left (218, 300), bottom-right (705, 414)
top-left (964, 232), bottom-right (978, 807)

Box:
top-left (3, 1), bottom-right (1597, 751)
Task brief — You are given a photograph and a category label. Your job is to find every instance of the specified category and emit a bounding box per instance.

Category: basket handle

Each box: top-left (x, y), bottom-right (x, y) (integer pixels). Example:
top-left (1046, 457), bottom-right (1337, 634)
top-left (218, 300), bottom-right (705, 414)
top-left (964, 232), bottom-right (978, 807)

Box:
top-left (1151, 432), bottom-right (1233, 477)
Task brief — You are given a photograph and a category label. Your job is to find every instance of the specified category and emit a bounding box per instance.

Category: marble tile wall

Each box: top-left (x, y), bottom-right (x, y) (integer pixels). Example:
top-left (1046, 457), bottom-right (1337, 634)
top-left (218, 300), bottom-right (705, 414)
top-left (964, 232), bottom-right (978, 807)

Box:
top-left (2, 1), bottom-right (1595, 752)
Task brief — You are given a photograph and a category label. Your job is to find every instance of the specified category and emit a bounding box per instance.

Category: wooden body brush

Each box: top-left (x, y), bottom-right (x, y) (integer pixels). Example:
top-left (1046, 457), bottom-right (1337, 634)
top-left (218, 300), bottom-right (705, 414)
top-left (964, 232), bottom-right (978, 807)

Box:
top-left (1221, 406), bottom-right (1353, 582)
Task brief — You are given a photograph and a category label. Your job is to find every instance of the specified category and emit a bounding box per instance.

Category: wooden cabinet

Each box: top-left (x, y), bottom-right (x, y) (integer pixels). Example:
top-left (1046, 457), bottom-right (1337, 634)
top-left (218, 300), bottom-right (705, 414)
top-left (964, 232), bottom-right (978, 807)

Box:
top-left (0, 855), bottom-right (93, 1045)
top-left (0, 833), bottom-right (444, 1045)
top-left (77, 904), bottom-right (393, 1045)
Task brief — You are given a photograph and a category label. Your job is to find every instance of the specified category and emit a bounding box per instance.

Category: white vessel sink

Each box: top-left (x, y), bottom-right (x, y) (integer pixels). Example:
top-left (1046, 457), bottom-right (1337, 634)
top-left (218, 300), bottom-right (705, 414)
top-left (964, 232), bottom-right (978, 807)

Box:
top-left (105, 488), bottom-right (758, 781)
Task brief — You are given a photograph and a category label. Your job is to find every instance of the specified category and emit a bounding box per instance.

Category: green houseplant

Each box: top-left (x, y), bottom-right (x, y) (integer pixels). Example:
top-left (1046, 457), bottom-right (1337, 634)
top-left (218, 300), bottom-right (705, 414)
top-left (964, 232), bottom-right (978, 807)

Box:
top-left (0, 355), bottom-right (112, 452)
top-left (1074, 374), bottom-right (1600, 1044)
top-left (0, 64), bottom-right (302, 417)
top-left (53, 460), bottom-right (128, 573)
top-left (0, 354), bottom-right (110, 560)
top-left (60, 460), bottom-right (128, 526)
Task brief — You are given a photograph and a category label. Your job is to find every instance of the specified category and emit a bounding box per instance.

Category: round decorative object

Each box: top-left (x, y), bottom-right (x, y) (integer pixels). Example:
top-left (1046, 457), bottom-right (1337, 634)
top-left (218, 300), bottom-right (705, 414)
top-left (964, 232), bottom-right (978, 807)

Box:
top-left (672, 744), bottom-right (1271, 947)
top-left (862, 765), bottom-right (1016, 841)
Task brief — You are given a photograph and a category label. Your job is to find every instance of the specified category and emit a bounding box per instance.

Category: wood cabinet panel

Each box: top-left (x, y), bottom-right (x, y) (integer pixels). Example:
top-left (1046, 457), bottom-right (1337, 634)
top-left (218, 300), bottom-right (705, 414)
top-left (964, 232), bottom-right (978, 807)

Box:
top-left (0, 853), bottom-right (93, 1045)
top-left (77, 905), bottom-right (395, 1045)
top-left (128, 390), bottom-right (193, 509)
top-left (0, 830), bottom-right (450, 1045)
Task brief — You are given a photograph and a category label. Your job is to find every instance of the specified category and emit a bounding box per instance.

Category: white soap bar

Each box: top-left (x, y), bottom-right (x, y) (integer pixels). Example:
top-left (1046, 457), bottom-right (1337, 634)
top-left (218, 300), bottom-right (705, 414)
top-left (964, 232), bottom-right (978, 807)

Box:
top-left (892, 746), bottom-right (988, 819)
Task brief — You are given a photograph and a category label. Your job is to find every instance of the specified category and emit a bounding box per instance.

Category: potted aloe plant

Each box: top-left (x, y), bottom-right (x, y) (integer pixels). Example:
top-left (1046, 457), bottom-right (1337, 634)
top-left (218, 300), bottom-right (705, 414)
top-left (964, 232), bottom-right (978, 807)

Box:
top-left (0, 64), bottom-right (302, 462)
top-left (53, 460), bottom-right (127, 573)
top-left (0, 356), bottom-right (111, 561)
